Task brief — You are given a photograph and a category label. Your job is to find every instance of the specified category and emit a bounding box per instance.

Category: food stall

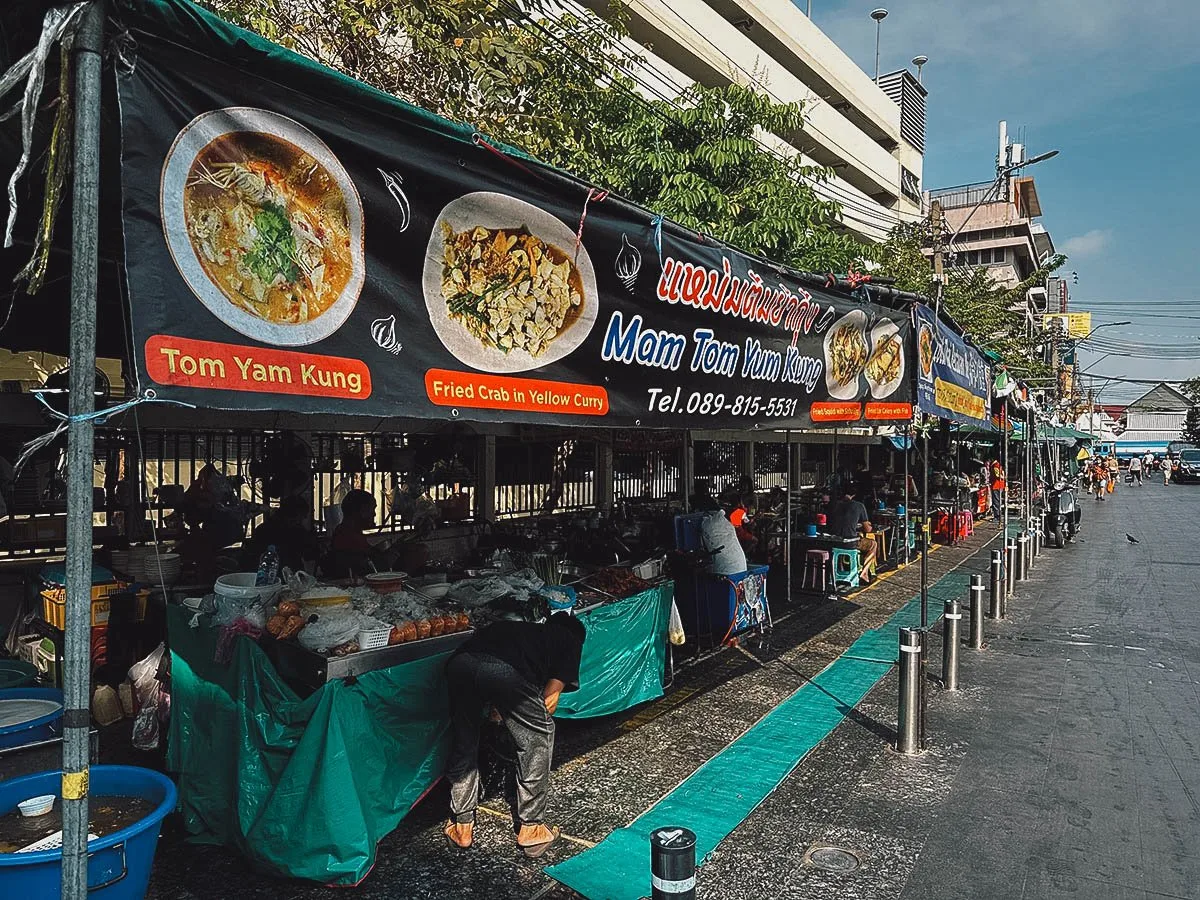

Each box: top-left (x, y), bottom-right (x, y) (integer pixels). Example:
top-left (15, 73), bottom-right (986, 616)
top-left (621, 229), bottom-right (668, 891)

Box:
top-left (0, 0), bottom-right (916, 884)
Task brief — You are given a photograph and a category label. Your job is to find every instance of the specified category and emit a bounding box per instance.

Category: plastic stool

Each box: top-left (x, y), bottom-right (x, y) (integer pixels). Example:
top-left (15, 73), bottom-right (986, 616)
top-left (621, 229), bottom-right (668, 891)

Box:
top-left (831, 547), bottom-right (861, 590)
top-left (868, 530), bottom-right (888, 563)
top-left (802, 549), bottom-right (831, 591)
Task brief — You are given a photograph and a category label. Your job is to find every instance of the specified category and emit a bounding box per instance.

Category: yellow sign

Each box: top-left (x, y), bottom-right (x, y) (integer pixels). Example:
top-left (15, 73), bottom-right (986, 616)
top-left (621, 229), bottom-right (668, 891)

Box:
top-left (934, 377), bottom-right (987, 421)
top-left (1042, 312), bottom-right (1093, 338)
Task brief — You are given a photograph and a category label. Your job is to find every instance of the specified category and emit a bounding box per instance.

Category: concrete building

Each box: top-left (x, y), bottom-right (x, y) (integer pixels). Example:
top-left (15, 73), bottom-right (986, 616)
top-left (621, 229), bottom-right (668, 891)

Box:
top-left (572, 0), bottom-right (927, 243)
top-left (1115, 383), bottom-right (1192, 458)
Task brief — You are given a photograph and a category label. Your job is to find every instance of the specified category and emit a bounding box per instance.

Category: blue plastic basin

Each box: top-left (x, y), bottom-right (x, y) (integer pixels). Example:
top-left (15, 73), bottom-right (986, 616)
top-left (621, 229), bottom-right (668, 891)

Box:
top-left (0, 688), bottom-right (64, 750)
top-left (0, 765), bottom-right (177, 899)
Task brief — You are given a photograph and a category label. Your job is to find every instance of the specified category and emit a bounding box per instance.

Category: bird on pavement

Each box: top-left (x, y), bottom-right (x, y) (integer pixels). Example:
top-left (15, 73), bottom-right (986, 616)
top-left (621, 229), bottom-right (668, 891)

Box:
top-left (1126, 534), bottom-right (1140, 544)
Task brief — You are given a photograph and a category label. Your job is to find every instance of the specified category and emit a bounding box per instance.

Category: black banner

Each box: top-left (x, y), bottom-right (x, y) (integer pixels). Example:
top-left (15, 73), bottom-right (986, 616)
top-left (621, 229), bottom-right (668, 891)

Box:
top-left (118, 5), bottom-right (913, 429)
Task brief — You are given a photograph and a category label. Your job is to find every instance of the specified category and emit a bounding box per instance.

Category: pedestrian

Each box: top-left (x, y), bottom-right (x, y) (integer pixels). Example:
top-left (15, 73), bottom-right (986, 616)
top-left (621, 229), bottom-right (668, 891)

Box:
top-left (1129, 454), bottom-right (1143, 486)
top-left (1106, 454), bottom-right (1119, 494)
top-left (1093, 461), bottom-right (1108, 500)
top-left (989, 459), bottom-right (1006, 522)
top-left (443, 613), bottom-right (586, 857)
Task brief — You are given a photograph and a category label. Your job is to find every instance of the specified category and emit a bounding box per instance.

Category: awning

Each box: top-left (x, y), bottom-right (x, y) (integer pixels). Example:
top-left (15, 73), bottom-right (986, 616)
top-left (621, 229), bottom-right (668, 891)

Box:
top-left (885, 435), bottom-right (912, 450)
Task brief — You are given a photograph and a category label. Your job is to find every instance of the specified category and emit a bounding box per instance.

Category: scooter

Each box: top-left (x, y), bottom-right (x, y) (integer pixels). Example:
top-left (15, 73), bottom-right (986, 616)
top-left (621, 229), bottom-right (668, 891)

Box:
top-left (1044, 481), bottom-right (1081, 548)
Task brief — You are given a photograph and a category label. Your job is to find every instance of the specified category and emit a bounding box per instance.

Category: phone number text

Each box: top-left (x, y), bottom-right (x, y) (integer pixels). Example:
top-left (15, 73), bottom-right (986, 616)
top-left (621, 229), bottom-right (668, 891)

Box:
top-left (645, 387), bottom-right (801, 418)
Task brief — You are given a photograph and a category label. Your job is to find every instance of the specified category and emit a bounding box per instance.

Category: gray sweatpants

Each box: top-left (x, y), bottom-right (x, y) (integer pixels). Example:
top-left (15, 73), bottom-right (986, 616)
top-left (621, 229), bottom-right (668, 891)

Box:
top-left (445, 651), bottom-right (555, 826)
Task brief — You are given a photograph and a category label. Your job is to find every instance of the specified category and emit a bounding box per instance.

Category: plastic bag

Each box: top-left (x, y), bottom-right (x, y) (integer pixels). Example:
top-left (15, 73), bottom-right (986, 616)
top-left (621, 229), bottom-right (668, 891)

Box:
top-left (128, 643), bottom-right (167, 750)
top-left (668, 599), bottom-right (686, 646)
top-left (297, 606), bottom-right (365, 652)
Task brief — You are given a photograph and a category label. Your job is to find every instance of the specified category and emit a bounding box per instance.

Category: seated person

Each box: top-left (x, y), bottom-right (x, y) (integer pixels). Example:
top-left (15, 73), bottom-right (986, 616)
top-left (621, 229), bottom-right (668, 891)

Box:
top-left (321, 489), bottom-right (394, 578)
top-left (729, 493), bottom-right (758, 555)
top-left (243, 496), bottom-right (319, 574)
top-left (825, 489), bottom-right (878, 582)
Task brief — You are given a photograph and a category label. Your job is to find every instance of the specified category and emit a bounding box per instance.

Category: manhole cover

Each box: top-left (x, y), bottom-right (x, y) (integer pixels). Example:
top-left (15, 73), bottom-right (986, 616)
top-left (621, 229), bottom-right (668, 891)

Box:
top-left (805, 846), bottom-right (861, 873)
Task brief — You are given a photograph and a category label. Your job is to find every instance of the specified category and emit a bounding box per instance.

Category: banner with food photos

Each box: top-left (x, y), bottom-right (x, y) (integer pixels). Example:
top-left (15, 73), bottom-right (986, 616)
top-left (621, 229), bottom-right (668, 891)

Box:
top-left (117, 0), bottom-right (913, 429)
top-left (913, 303), bottom-right (993, 426)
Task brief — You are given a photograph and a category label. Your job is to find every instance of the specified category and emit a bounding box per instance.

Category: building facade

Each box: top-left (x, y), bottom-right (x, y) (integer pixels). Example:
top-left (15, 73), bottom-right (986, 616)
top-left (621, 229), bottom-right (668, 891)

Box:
top-left (574, 0), bottom-right (926, 243)
top-left (1115, 383), bottom-right (1192, 458)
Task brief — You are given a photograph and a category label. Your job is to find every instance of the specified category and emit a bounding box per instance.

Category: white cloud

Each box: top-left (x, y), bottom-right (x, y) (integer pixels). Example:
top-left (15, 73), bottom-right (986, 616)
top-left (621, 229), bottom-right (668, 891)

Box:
top-left (1061, 229), bottom-right (1113, 258)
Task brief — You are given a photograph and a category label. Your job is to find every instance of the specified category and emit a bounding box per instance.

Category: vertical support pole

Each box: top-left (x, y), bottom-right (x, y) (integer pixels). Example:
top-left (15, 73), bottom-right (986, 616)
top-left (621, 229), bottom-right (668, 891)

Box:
top-left (902, 424), bottom-right (910, 564)
top-left (1003, 541), bottom-right (1015, 613)
top-left (680, 429), bottom-right (693, 513)
top-left (595, 438), bottom-right (614, 512)
top-left (988, 552), bottom-right (1002, 620)
top-left (897, 627), bottom-right (922, 755)
top-left (739, 440), bottom-right (755, 484)
top-left (920, 426), bottom-right (929, 629)
top-left (63, 4), bottom-right (104, 898)
top-left (1002, 403), bottom-right (1010, 542)
top-left (970, 574), bottom-right (986, 648)
top-left (785, 430), bottom-right (793, 603)
top-left (942, 600), bottom-right (960, 690)
top-left (476, 434), bottom-right (497, 522)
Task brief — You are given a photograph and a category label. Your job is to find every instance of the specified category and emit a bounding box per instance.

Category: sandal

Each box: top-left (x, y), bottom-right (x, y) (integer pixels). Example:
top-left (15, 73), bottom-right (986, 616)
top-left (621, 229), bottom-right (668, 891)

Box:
top-left (518, 824), bottom-right (560, 859)
top-left (444, 821), bottom-right (473, 850)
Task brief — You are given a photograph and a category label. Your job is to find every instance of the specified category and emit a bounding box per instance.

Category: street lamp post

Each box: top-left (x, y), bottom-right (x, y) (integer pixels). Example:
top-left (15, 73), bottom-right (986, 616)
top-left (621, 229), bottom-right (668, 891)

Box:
top-left (871, 9), bottom-right (888, 82)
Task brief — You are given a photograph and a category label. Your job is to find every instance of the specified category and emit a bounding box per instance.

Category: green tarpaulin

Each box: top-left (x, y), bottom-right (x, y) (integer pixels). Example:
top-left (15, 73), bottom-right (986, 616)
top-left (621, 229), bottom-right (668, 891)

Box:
top-left (558, 583), bottom-right (674, 719)
top-left (166, 583), bottom-right (672, 882)
top-left (166, 605), bottom-right (453, 885)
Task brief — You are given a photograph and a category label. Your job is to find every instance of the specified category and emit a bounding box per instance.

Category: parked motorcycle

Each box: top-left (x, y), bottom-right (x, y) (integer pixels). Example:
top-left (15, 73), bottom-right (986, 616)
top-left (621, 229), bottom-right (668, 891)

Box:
top-left (1044, 481), bottom-right (1081, 548)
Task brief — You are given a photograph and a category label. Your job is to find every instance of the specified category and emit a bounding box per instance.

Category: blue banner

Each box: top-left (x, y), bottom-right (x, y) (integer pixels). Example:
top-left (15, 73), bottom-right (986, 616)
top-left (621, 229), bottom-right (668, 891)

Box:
top-left (913, 304), bottom-right (992, 426)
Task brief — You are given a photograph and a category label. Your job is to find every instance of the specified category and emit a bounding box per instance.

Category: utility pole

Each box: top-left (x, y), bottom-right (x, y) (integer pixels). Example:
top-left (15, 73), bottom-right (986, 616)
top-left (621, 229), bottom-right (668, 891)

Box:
top-left (930, 200), bottom-right (945, 319)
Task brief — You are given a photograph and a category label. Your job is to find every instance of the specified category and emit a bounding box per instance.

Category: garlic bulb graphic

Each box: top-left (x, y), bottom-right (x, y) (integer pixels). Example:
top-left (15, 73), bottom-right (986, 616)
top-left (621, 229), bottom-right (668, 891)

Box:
top-left (614, 233), bottom-right (642, 291)
top-left (371, 314), bottom-right (401, 354)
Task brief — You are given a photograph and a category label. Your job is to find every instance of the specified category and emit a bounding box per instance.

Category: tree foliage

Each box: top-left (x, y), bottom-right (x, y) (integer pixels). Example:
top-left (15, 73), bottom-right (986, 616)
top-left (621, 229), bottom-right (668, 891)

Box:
top-left (199, 0), bottom-right (865, 271)
top-left (871, 222), bottom-right (1066, 376)
top-left (1181, 405), bottom-right (1200, 446)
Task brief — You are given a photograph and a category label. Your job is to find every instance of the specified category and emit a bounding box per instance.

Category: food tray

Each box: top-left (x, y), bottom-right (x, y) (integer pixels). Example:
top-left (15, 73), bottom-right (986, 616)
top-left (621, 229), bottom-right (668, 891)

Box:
top-left (261, 629), bottom-right (474, 697)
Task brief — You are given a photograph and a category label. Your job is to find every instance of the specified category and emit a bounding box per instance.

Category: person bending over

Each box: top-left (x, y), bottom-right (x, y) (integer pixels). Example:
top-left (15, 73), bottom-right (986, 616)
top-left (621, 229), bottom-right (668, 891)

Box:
top-left (443, 613), bottom-right (586, 857)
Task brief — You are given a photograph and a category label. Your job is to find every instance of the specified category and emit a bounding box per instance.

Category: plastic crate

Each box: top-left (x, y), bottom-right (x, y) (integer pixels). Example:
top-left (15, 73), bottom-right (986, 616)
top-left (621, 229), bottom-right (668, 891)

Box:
top-left (40, 583), bottom-right (143, 630)
top-left (357, 626), bottom-right (392, 651)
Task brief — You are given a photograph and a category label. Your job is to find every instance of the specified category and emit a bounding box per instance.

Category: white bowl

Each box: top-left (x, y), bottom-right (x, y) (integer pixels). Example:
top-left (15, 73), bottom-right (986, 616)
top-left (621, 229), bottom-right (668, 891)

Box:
top-left (18, 794), bottom-right (55, 817)
top-left (416, 582), bottom-right (451, 601)
top-left (214, 572), bottom-right (282, 602)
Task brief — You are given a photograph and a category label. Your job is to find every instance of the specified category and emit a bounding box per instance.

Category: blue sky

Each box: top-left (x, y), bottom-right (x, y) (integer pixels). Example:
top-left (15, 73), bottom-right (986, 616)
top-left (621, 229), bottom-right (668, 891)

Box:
top-left (814, 0), bottom-right (1200, 402)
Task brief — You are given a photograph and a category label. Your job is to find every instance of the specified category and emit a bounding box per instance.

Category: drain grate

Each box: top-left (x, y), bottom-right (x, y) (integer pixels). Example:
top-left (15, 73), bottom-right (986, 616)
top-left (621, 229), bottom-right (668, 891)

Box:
top-left (805, 845), bottom-right (862, 874)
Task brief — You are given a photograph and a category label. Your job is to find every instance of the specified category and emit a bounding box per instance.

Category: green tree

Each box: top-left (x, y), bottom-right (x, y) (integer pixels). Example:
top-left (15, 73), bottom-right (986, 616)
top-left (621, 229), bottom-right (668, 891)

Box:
top-left (872, 223), bottom-right (1066, 375)
top-left (1181, 405), bottom-right (1200, 446)
top-left (200, 0), bottom-right (866, 272)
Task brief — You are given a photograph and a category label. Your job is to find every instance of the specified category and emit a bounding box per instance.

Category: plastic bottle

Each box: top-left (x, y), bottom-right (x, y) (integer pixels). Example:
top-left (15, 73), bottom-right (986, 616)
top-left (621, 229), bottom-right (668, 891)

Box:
top-left (256, 545), bottom-right (280, 586)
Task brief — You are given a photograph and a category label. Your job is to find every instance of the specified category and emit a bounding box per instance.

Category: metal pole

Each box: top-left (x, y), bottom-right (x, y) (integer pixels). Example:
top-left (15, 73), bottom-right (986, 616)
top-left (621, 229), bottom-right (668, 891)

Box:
top-left (1017, 532), bottom-right (1028, 581)
top-left (650, 827), bottom-right (697, 900)
top-left (920, 427), bottom-right (929, 629)
top-left (1004, 540), bottom-right (1015, 604)
top-left (902, 424), bottom-right (910, 565)
top-left (1002, 403), bottom-right (1010, 542)
top-left (785, 430), bottom-right (793, 602)
top-left (897, 627), bottom-right (922, 755)
top-left (970, 574), bottom-right (986, 648)
top-left (942, 599), bottom-right (960, 690)
top-left (988, 551), bottom-right (1002, 620)
top-left (63, 4), bottom-right (104, 897)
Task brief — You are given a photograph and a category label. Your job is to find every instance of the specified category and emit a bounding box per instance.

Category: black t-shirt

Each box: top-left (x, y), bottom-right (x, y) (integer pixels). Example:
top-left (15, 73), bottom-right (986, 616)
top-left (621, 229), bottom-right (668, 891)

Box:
top-left (827, 499), bottom-right (870, 539)
top-left (459, 620), bottom-right (584, 692)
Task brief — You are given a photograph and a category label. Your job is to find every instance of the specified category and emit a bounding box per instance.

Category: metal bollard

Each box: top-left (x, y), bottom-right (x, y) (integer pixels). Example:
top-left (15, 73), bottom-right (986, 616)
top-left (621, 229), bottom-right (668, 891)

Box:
top-left (988, 552), bottom-right (1002, 621)
top-left (1004, 541), bottom-right (1016, 600)
top-left (971, 573), bottom-right (986, 648)
top-left (1033, 523), bottom-right (1042, 559)
top-left (942, 600), bottom-right (961, 690)
top-left (897, 627), bottom-right (922, 755)
top-left (650, 826), bottom-right (697, 900)
top-left (1017, 533), bottom-right (1028, 581)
